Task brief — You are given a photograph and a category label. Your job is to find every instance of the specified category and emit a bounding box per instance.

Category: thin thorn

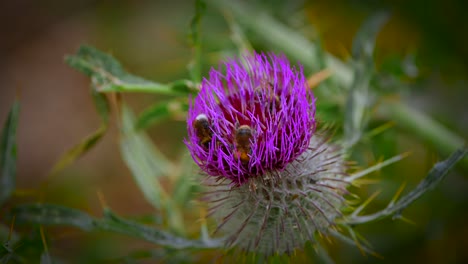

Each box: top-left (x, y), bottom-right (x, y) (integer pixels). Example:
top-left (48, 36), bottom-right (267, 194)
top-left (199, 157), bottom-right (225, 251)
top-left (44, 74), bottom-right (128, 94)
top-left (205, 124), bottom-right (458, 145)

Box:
top-left (40, 225), bottom-right (51, 262)
top-left (389, 182), bottom-right (407, 207)
top-left (8, 215), bottom-right (16, 242)
top-left (96, 189), bottom-right (108, 210)
top-left (352, 190), bottom-right (382, 217)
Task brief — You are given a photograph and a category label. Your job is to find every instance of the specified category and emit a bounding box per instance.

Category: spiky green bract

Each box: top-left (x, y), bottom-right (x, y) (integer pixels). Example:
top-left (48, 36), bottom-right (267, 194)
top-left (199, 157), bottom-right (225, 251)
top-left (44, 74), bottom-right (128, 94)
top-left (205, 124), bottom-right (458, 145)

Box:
top-left (203, 135), bottom-right (348, 256)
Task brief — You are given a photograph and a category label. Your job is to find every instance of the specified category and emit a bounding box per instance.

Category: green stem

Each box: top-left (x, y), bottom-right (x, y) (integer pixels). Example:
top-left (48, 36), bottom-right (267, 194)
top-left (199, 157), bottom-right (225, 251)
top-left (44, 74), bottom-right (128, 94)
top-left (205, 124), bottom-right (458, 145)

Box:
top-left (384, 102), bottom-right (467, 171)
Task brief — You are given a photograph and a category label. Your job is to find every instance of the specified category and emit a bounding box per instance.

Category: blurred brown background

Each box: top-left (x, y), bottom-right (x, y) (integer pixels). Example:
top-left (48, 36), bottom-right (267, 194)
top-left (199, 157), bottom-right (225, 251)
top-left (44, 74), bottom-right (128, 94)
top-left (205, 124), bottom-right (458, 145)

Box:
top-left (0, 0), bottom-right (194, 212)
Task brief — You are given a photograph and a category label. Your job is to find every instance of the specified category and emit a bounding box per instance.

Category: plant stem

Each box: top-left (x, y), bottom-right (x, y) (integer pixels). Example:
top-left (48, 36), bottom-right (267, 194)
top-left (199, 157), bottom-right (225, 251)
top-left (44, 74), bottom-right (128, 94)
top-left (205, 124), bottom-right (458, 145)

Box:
top-left (383, 102), bottom-right (467, 171)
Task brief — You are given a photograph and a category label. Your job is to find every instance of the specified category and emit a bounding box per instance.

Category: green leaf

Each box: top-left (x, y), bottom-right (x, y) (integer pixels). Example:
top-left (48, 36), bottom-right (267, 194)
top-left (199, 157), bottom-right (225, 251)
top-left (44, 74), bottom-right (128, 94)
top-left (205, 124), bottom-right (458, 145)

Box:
top-left (344, 12), bottom-right (390, 148)
top-left (351, 12), bottom-right (390, 59)
top-left (49, 90), bottom-right (109, 176)
top-left (91, 89), bottom-right (111, 123)
top-left (0, 100), bottom-right (20, 205)
top-left (345, 147), bottom-right (468, 225)
top-left (13, 204), bottom-right (95, 231)
top-left (66, 45), bottom-right (194, 95)
top-left (120, 105), bottom-right (172, 210)
top-left (135, 100), bottom-right (188, 130)
top-left (50, 126), bottom-right (107, 176)
top-left (121, 106), bottom-right (186, 233)
top-left (187, 0), bottom-right (206, 83)
top-left (11, 204), bottom-right (223, 250)
top-left (172, 152), bottom-right (200, 208)
top-left (100, 209), bottom-right (187, 248)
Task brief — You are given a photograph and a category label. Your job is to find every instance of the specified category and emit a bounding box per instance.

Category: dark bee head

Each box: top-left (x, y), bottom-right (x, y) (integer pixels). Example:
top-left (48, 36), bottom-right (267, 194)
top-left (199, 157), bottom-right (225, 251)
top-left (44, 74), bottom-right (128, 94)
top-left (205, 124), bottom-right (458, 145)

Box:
top-left (193, 114), bottom-right (212, 148)
top-left (194, 114), bottom-right (209, 129)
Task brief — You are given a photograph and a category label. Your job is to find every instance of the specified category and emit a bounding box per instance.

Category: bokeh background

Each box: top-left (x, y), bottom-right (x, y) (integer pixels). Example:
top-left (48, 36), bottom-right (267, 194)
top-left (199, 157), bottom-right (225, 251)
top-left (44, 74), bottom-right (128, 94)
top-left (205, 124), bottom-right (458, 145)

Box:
top-left (1, 0), bottom-right (467, 263)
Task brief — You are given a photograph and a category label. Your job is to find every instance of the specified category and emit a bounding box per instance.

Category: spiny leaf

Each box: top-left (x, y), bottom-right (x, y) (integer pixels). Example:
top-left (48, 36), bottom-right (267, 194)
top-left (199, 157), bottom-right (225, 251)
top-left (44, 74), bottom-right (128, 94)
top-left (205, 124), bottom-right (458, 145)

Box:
top-left (100, 209), bottom-right (186, 248)
top-left (49, 90), bottom-right (109, 176)
top-left (0, 99), bottom-right (20, 206)
top-left (344, 12), bottom-right (390, 148)
top-left (120, 105), bottom-right (172, 210)
top-left (66, 45), bottom-right (194, 95)
top-left (13, 204), bottom-right (95, 231)
top-left (346, 152), bottom-right (409, 182)
top-left (122, 105), bottom-right (186, 234)
top-left (11, 204), bottom-right (223, 249)
top-left (389, 147), bottom-right (467, 210)
top-left (351, 12), bottom-right (391, 59)
top-left (49, 126), bottom-right (107, 177)
top-left (172, 152), bottom-right (200, 208)
top-left (351, 190), bottom-right (382, 217)
top-left (345, 147), bottom-right (467, 225)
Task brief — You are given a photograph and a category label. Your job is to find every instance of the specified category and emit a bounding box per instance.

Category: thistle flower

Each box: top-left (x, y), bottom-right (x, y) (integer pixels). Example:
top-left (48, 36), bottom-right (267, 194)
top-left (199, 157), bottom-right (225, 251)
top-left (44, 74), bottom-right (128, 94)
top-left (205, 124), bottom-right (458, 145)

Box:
top-left (186, 52), bottom-right (316, 185)
top-left (186, 52), bottom-right (348, 255)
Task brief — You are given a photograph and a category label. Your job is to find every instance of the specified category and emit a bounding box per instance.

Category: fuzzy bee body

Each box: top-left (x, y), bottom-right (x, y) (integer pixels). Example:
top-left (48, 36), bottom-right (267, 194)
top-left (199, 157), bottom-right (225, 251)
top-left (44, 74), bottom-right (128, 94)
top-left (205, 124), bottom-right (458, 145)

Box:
top-left (234, 125), bottom-right (253, 164)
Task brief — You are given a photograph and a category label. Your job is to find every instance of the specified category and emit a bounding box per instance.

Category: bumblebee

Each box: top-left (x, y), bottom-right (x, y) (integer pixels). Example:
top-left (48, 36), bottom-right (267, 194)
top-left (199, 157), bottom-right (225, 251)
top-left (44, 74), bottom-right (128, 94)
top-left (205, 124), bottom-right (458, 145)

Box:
top-left (234, 124), bottom-right (253, 164)
top-left (193, 114), bottom-right (212, 148)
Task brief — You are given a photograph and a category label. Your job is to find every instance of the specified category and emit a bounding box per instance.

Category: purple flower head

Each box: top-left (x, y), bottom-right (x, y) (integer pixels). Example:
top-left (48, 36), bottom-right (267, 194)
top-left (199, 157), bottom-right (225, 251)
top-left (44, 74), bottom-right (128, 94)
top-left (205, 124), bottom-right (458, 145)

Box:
top-left (186, 52), bottom-right (316, 185)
